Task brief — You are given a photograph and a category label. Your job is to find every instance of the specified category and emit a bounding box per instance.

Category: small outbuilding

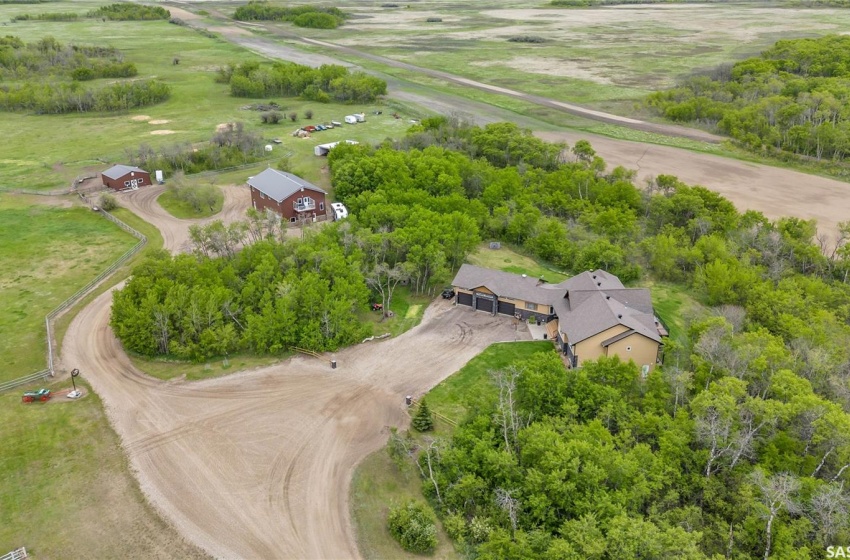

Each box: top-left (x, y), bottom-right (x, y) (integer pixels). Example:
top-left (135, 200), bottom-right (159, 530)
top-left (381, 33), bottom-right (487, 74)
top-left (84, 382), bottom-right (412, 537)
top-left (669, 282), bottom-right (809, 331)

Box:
top-left (344, 115), bottom-right (358, 125)
top-left (101, 165), bottom-right (152, 191)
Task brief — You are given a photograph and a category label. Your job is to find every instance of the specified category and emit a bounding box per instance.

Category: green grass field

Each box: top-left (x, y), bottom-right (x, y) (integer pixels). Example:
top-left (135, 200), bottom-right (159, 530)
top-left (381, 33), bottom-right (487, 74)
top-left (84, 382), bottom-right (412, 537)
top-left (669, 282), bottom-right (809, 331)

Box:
top-left (0, 382), bottom-right (207, 558)
top-left (129, 352), bottom-right (289, 381)
top-left (157, 185), bottom-right (224, 219)
top-left (468, 243), bottom-right (568, 284)
top-left (0, 195), bottom-right (137, 382)
top-left (0, 6), bottom-right (416, 192)
top-left (351, 450), bottom-right (459, 560)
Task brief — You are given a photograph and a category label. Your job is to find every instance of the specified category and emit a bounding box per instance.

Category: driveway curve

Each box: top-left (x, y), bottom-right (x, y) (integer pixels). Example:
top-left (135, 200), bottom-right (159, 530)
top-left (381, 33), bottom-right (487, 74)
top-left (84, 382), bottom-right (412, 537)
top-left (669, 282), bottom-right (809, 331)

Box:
top-left (119, 184), bottom-right (250, 252)
top-left (62, 279), bottom-right (528, 558)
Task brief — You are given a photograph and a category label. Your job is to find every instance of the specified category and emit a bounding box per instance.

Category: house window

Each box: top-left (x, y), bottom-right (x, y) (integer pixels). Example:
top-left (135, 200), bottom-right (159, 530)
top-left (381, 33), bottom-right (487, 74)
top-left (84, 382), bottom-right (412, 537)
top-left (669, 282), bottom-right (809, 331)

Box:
top-left (319, 202), bottom-right (324, 211)
top-left (297, 197), bottom-right (302, 204)
top-left (289, 217), bottom-right (296, 223)
top-left (525, 302), bottom-right (537, 311)
top-left (260, 192), bottom-right (266, 199)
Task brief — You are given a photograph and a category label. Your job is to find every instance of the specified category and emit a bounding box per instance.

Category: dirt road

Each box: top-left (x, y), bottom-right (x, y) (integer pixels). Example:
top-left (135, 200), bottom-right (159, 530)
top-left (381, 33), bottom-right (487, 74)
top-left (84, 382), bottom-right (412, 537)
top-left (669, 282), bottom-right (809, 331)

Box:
top-left (119, 185), bottom-right (250, 252)
top-left (62, 289), bottom-right (527, 558)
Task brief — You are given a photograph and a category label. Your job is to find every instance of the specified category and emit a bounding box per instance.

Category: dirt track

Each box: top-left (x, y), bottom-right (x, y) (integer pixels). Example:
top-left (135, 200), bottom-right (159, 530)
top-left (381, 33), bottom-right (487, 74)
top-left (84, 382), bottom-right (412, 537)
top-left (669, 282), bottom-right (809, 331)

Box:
top-left (119, 185), bottom-right (251, 252)
top-left (62, 289), bottom-right (527, 558)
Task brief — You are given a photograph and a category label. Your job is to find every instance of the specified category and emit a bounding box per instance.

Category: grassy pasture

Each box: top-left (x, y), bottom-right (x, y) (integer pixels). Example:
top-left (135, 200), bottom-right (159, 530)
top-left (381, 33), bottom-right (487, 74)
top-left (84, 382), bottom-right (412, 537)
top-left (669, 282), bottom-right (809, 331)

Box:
top-left (157, 184), bottom-right (224, 219)
top-left (0, 382), bottom-right (207, 558)
top-left (271, 1), bottom-right (850, 111)
top-left (0, 195), bottom-right (137, 382)
top-left (0, 6), bottom-right (416, 192)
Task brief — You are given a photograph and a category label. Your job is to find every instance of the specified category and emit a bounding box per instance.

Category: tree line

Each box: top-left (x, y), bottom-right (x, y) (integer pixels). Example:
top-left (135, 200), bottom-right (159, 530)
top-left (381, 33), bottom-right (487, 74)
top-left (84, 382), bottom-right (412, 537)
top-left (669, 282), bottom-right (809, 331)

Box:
top-left (87, 4), bottom-right (170, 21)
top-left (648, 35), bottom-right (850, 163)
top-left (233, 2), bottom-right (346, 29)
top-left (216, 61), bottom-right (386, 103)
top-left (0, 35), bottom-right (168, 113)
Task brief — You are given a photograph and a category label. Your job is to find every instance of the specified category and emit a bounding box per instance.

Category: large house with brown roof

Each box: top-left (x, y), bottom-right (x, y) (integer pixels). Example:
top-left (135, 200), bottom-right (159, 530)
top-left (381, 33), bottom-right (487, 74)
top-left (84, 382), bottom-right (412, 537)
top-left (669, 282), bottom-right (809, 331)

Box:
top-left (247, 168), bottom-right (327, 223)
top-left (451, 264), bottom-right (665, 371)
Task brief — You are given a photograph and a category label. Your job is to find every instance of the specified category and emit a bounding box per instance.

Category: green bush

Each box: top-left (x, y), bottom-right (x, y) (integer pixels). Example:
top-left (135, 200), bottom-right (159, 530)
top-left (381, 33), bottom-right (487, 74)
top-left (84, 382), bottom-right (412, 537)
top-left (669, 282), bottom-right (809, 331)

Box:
top-left (412, 399), bottom-right (434, 432)
top-left (88, 3), bottom-right (170, 20)
top-left (292, 12), bottom-right (339, 29)
top-left (387, 501), bottom-right (438, 554)
top-left (99, 193), bottom-right (118, 211)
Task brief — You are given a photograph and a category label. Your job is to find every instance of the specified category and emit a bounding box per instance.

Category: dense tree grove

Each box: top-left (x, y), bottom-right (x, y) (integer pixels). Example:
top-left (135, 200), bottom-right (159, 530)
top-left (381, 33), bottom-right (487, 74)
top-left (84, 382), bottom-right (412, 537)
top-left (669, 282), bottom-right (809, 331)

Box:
top-left (216, 61), bottom-right (386, 103)
top-left (87, 4), bottom-right (170, 21)
top-left (411, 351), bottom-right (850, 559)
top-left (0, 36), bottom-right (167, 113)
top-left (325, 118), bottom-right (850, 557)
top-left (233, 2), bottom-right (346, 28)
top-left (112, 228), bottom-right (371, 360)
top-left (648, 35), bottom-right (850, 162)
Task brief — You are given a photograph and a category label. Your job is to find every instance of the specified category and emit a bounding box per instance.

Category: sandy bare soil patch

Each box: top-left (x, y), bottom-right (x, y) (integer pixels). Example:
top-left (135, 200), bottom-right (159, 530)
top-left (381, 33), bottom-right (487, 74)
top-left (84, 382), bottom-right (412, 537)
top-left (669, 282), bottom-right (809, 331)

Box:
top-left (472, 57), bottom-right (614, 84)
top-left (61, 290), bottom-right (527, 558)
top-left (148, 119), bottom-right (170, 125)
top-left (150, 129), bottom-right (176, 135)
top-left (131, 115), bottom-right (151, 121)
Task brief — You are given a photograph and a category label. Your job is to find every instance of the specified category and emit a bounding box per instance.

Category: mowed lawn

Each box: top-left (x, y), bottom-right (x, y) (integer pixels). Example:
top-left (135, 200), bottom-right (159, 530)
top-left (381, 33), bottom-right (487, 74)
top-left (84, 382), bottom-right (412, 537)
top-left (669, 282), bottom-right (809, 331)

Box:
top-left (0, 196), bottom-right (137, 382)
top-left (0, 384), bottom-right (207, 558)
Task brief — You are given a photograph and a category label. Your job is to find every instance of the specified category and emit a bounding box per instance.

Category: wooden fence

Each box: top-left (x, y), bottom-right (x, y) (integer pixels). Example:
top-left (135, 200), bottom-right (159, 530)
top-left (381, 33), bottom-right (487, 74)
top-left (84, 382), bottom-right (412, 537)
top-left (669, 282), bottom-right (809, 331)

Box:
top-left (0, 211), bottom-right (147, 393)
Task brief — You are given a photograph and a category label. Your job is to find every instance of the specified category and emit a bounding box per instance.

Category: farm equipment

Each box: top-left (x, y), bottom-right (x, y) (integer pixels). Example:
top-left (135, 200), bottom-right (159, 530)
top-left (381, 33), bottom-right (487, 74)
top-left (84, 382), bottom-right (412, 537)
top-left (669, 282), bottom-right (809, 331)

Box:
top-left (22, 389), bottom-right (51, 403)
top-left (371, 303), bottom-right (384, 312)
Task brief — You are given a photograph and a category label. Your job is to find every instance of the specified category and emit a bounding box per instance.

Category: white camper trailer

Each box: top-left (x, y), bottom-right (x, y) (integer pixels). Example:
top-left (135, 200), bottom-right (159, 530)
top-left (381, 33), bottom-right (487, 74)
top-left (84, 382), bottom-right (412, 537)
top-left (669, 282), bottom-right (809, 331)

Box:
top-left (344, 115), bottom-right (358, 125)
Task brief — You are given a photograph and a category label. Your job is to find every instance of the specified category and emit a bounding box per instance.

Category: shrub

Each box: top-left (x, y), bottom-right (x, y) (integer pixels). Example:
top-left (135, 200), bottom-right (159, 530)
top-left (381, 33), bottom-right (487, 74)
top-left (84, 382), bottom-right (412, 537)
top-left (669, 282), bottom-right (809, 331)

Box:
top-left (508, 35), bottom-right (546, 43)
top-left (443, 512), bottom-right (467, 544)
top-left (426, 17), bottom-right (442, 22)
top-left (99, 193), bottom-right (118, 211)
top-left (292, 12), bottom-right (339, 29)
top-left (412, 399), bottom-right (434, 432)
top-left (88, 3), bottom-right (170, 20)
top-left (289, 112), bottom-right (298, 122)
top-left (304, 109), bottom-right (313, 119)
top-left (387, 501), bottom-right (438, 554)
top-left (260, 111), bottom-right (282, 124)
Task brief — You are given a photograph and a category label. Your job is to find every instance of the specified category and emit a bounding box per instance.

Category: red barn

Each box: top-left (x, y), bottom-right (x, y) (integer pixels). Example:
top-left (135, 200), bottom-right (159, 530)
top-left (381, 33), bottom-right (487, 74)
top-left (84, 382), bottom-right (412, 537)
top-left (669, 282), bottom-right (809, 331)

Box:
top-left (101, 165), bottom-right (152, 191)
top-left (247, 168), bottom-right (328, 223)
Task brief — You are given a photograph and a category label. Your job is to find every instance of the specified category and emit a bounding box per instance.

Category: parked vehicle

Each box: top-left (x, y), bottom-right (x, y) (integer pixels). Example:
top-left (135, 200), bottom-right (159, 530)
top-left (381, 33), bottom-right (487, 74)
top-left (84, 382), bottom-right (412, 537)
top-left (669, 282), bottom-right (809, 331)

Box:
top-left (22, 388), bottom-right (51, 403)
top-left (331, 202), bottom-right (348, 221)
top-left (371, 303), bottom-right (384, 312)
top-left (441, 288), bottom-right (456, 299)
top-left (331, 121), bottom-right (342, 127)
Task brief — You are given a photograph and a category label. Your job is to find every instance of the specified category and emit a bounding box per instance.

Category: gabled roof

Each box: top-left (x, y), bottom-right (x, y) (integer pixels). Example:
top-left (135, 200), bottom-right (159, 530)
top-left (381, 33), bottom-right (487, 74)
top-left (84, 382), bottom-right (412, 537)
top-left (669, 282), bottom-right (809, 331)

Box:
top-left (102, 164), bottom-right (147, 179)
top-left (247, 168), bottom-right (327, 202)
top-left (451, 264), bottom-right (550, 305)
top-left (451, 265), bottom-right (662, 345)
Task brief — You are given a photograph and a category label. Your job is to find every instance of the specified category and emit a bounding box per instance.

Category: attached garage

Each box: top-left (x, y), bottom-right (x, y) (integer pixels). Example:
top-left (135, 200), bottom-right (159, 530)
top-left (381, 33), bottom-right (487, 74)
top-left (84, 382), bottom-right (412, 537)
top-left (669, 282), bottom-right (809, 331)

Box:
top-left (457, 292), bottom-right (473, 307)
top-left (475, 295), bottom-right (494, 313)
top-left (497, 300), bottom-right (516, 316)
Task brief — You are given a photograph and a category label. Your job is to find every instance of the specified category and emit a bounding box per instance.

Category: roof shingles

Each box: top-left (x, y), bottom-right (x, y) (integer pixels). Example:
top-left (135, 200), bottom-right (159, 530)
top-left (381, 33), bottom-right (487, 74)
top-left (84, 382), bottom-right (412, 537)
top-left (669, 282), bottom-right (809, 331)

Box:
top-left (451, 264), bottom-right (661, 344)
top-left (247, 168), bottom-right (327, 203)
